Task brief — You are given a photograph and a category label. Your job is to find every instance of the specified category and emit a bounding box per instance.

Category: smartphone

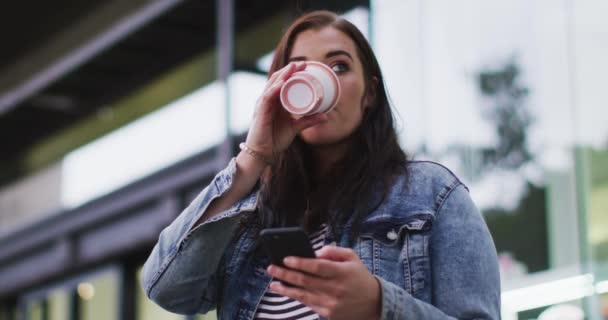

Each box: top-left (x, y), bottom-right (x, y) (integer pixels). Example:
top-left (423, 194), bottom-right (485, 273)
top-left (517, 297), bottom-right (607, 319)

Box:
top-left (259, 227), bottom-right (316, 268)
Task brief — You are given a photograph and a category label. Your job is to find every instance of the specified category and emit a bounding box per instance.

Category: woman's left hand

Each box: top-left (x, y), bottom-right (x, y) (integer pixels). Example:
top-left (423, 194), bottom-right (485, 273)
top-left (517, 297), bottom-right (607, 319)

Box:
top-left (266, 246), bottom-right (381, 320)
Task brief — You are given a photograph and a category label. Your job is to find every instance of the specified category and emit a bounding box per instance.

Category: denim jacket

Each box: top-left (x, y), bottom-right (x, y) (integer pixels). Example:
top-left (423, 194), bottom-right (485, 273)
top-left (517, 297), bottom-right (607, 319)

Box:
top-left (141, 158), bottom-right (501, 319)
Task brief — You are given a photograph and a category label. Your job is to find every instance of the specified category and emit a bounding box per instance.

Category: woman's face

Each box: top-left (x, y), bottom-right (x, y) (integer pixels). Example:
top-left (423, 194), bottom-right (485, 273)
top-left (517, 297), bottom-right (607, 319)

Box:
top-left (288, 26), bottom-right (369, 146)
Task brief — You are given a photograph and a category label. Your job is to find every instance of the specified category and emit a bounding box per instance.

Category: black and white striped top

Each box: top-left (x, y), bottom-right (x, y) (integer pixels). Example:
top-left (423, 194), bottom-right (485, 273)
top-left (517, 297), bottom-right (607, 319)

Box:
top-left (254, 224), bottom-right (328, 320)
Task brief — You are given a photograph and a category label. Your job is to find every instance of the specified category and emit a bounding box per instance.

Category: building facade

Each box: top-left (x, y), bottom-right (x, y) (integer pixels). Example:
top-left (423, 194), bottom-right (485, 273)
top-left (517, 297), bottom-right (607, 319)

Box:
top-left (0, 0), bottom-right (607, 319)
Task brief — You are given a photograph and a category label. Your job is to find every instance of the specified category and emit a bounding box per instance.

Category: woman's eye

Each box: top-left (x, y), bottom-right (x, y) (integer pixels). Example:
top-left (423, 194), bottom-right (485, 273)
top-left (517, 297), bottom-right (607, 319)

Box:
top-left (331, 62), bottom-right (348, 73)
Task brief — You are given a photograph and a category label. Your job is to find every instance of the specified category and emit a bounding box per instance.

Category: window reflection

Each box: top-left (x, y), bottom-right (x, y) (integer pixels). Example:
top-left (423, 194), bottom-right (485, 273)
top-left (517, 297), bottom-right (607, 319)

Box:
top-left (78, 273), bottom-right (118, 320)
top-left (228, 72), bottom-right (267, 135)
top-left (584, 148), bottom-right (608, 264)
top-left (0, 305), bottom-right (7, 320)
top-left (371, 0), bottom-right (608, 318)
top-left (25, 300), bottom-right (44, 320)
top-left (62, 80), bottom-right (226, 209)
top-left (1, 304), bottom-right (19, 320)
top-left (48, 289), bottom-right (69, 320)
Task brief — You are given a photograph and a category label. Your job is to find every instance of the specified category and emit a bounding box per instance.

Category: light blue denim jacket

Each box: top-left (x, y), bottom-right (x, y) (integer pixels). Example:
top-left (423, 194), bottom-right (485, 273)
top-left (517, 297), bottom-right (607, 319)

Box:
top-left (141, 158), bottom-right (500, 319)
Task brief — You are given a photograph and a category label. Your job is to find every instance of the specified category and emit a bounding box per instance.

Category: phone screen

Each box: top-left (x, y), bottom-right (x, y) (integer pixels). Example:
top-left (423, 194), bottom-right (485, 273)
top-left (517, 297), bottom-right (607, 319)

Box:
top-left (259, 227), bottom-right (316, 267)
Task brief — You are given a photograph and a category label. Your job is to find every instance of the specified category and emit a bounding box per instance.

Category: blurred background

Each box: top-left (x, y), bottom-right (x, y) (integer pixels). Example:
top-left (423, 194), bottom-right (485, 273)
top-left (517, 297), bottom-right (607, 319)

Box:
top-left (0, 0), bottom-right (606, 319)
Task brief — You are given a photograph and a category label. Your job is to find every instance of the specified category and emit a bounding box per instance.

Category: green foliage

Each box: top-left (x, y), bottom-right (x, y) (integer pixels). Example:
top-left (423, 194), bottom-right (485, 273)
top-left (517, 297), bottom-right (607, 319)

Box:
top-left (484, 183), bottom-right (549, 272)
top-left (477, 61), bottom-right (534, 170)
top-left (476, 59), bottom-right (548, 272)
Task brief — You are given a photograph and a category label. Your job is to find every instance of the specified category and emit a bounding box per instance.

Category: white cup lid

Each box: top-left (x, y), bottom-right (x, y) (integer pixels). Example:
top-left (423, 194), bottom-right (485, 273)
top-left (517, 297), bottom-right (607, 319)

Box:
top-left (286, 81), bottom-right (314, 109)
top-left (280, 61), bottom-right (340, 115)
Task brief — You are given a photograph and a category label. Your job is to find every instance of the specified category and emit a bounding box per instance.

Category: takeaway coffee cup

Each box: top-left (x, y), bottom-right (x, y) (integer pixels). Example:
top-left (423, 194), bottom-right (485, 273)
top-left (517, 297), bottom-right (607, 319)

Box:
top-left (280, 61), bottom-right (341, 116)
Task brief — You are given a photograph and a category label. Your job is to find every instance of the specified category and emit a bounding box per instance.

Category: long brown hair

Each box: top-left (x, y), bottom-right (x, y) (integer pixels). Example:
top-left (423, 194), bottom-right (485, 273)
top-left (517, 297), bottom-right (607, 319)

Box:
top-left (254, 10), bottom-right (407, 241)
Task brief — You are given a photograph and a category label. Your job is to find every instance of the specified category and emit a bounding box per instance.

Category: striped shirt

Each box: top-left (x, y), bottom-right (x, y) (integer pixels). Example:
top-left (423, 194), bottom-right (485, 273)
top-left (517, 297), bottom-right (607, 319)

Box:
top-left (254, 224), bottom-right (328, 320)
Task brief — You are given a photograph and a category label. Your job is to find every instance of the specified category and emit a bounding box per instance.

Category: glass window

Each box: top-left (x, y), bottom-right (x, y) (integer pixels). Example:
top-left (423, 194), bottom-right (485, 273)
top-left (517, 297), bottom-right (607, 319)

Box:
top-left (25, 300), bottom-right (44, 320)
top-left (373, 0), bottom-right (562, 276)
top-left (601, 292), bottom-right (608, 319)
top-left (371, 0), bottom-right (608, 317)
top-left (19, 269), bottom-right (118, 320)
top-left (60, 1), bottom-right (222, 210)
top-left (228, 72), bottom-right (268, 135)
top-left (78, 273), bottom-right (119, 320)
top-left (580, 148), bottom-right (608, 264)
top-left (0, 304), bottom-right (13, 320)
top-left (62, 79), bottom-right (227, 208)
top-left (571, 1), bottom-right (608, 319)
top-left (48, 288), bottom-right (69, 320)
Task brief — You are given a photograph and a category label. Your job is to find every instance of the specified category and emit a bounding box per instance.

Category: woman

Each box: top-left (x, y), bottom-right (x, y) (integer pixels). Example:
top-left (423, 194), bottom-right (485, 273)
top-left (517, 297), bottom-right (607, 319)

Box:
top-left (142, 10), bottom-right (500, 320)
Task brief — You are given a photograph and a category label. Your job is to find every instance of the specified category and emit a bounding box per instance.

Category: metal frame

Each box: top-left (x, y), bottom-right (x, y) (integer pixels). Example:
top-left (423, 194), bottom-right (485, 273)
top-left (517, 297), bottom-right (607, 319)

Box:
top-left (19, 264), bottom-right (121, 320)
top-left (0, 0), bottom-right (185, 116)
top-left (0, 145), bottom-right (222, 299)
top-left (218, 0), bottom-right (236, 165)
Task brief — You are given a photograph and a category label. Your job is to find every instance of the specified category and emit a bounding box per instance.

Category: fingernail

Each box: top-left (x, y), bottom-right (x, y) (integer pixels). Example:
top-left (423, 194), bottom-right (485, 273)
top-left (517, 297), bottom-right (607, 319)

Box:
top-left (284, 257), bottom-right (295, 265)
top-left (267, 265), bottom-right (274, 274)
top-left (269, 281), bottom-right (280, 292)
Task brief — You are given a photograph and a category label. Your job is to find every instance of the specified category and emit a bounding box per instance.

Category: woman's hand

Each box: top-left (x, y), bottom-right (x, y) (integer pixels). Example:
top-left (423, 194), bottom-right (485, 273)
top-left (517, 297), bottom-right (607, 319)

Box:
top-left (266, 246), bottom-right (381, 320)
top-left (244, 62), bottom-right (328, 161)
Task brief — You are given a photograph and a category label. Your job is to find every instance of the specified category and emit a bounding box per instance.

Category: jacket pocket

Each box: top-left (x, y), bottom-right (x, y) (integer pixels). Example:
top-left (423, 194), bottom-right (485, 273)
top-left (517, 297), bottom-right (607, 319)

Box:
top-left (357, 213), bottom-right (433, 297)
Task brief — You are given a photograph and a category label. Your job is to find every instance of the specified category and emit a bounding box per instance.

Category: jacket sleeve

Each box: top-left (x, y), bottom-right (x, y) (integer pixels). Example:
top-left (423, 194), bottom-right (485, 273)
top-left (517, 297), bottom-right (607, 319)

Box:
top-left (378, 184), bottom-right (501, 319)
top-left (141, 158), bottom-right (258, 315)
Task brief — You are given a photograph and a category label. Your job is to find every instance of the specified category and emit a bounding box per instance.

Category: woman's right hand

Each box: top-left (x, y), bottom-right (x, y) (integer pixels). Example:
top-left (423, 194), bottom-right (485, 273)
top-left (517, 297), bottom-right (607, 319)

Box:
top-left (244, 61), bottom-right (328, 162)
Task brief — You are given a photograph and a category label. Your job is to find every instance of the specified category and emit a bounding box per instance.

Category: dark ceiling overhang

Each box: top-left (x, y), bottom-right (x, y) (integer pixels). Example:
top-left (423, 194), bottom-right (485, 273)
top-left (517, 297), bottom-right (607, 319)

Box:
top-left (0, 0), bottom-right (367, 186)
top-left (0, 0), bottom-right (290, 185)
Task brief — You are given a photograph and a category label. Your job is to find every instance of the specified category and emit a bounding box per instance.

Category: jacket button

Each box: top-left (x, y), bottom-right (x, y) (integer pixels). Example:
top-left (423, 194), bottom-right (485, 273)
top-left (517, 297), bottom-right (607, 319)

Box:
top-left (387, 230), bottom-right (398, 240)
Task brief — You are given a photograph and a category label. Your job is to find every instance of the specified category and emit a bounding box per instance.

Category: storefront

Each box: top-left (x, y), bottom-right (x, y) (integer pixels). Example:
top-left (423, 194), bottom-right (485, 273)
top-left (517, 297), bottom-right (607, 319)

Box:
top-left (1, 0), bottom-right (606, 319)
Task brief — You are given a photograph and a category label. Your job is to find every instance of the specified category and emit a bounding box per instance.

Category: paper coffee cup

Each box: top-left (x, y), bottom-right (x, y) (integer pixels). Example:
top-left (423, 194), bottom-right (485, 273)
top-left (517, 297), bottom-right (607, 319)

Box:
top-left (280, 61), bottom-right (341, 115)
